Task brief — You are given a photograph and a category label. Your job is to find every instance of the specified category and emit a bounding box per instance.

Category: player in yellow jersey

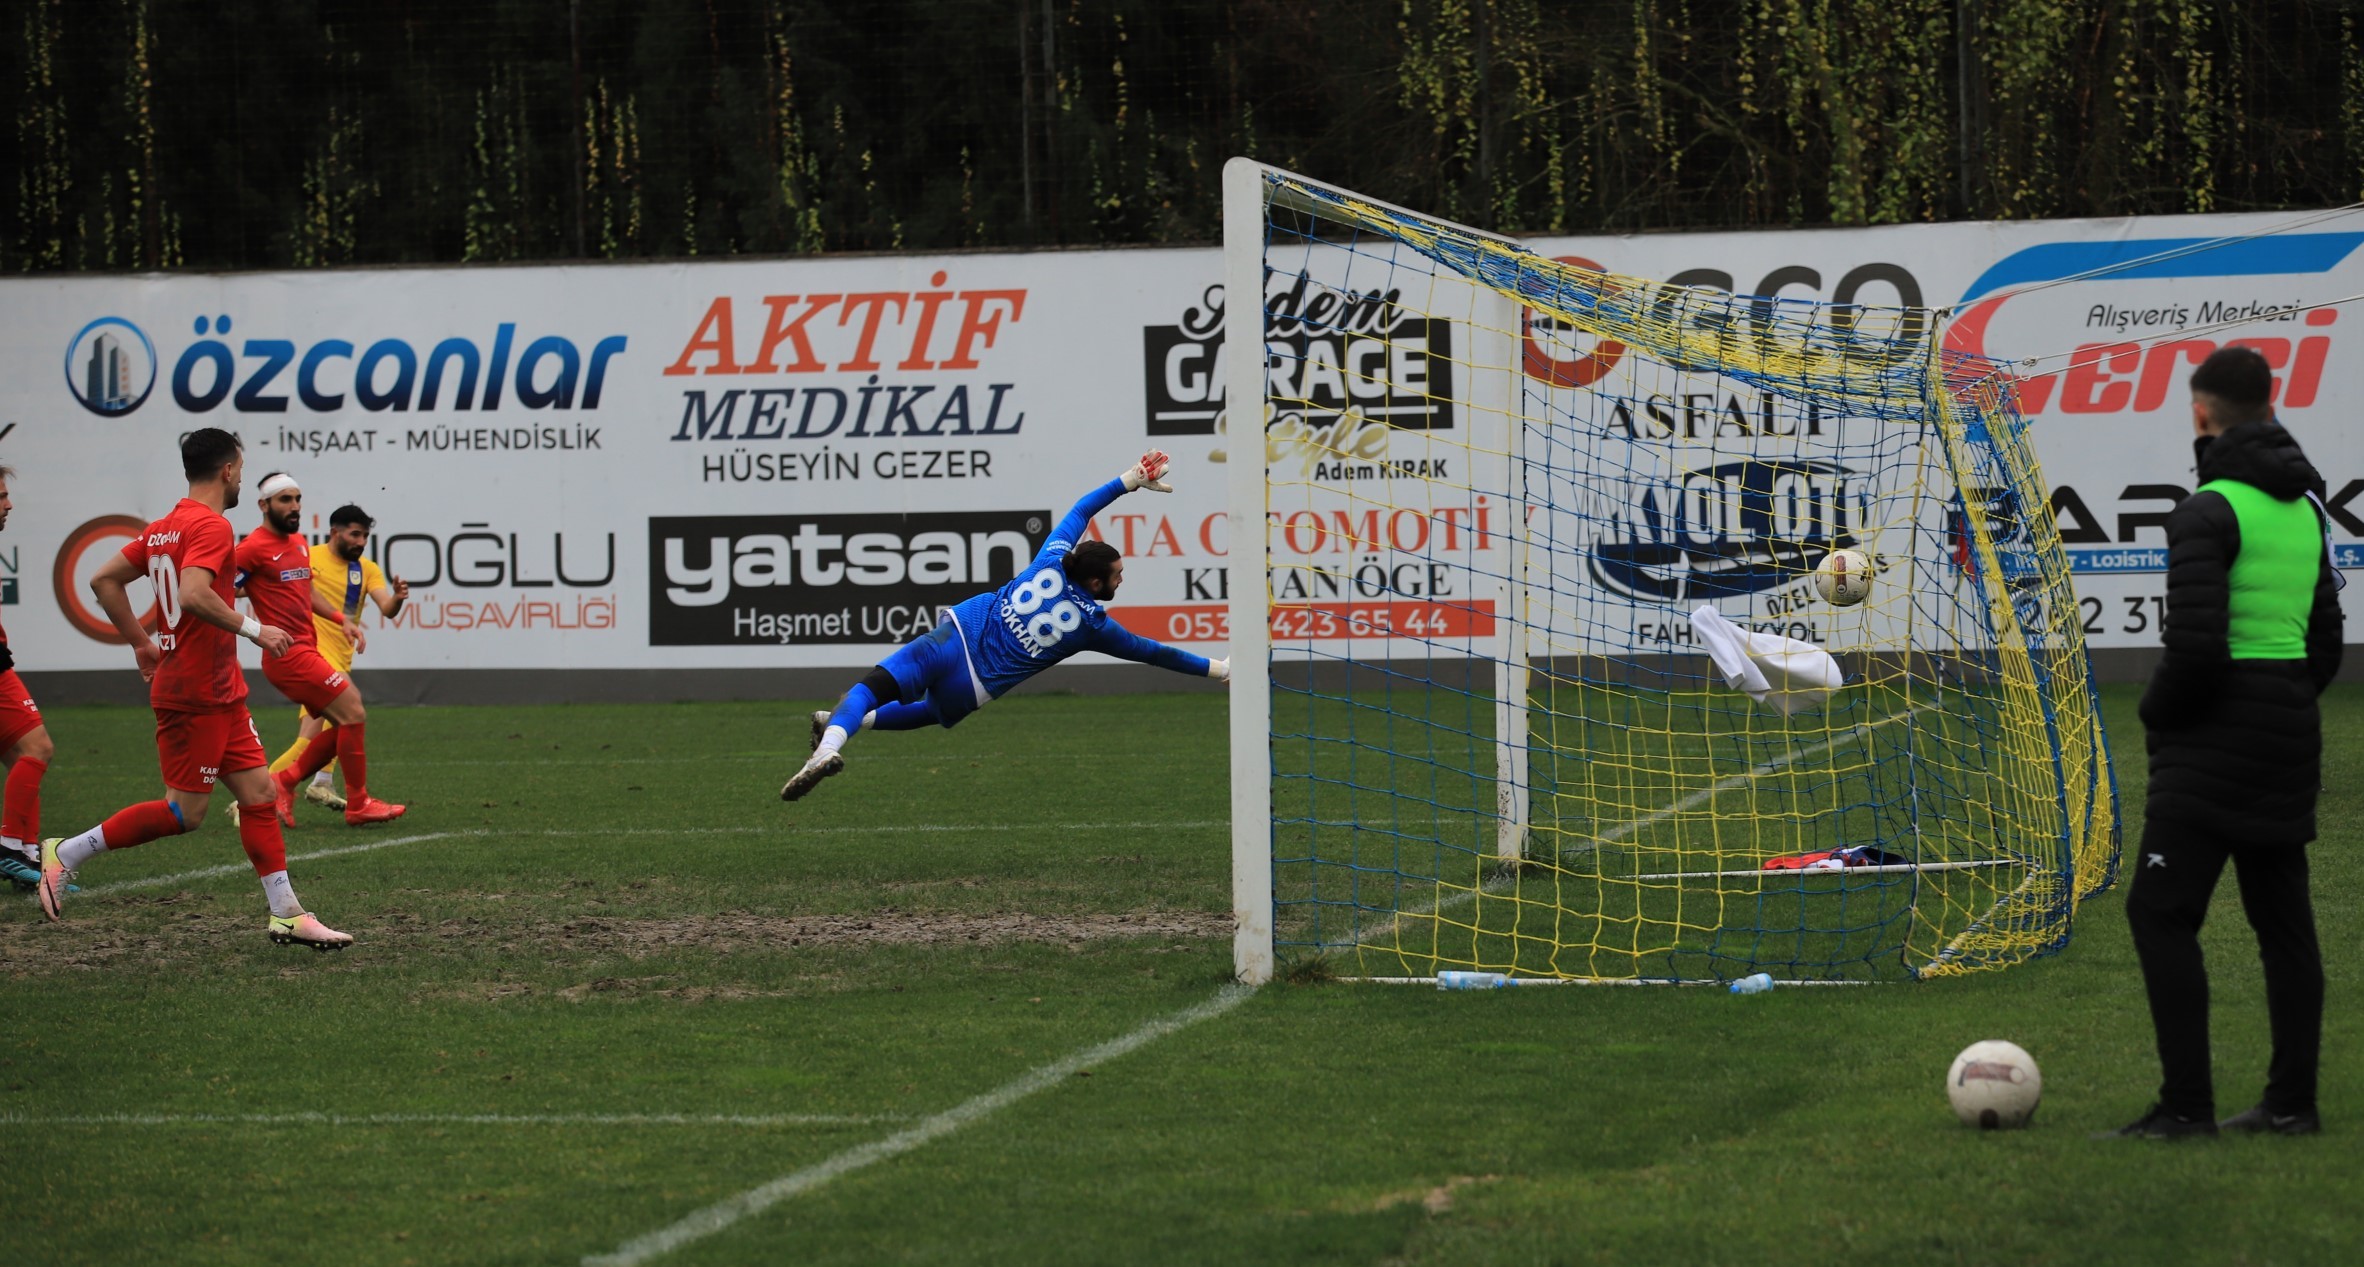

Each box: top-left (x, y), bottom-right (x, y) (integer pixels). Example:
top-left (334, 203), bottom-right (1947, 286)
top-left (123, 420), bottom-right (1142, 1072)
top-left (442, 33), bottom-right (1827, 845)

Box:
top-left (267, 503), bottom-right (407, 810)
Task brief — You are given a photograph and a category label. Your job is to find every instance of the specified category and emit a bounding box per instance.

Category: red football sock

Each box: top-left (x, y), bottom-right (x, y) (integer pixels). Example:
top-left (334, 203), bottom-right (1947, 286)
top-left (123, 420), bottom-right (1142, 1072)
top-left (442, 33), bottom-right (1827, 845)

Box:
top-left (238, 803), bottom-right (288, 877)
top-left (99, 799), bottom-right (185, 851)
top-left (337, 723), bottom-right (368, 801)
top-left (286, 726), bottom-right (340, 785)
top-left (4, 757), bottom-right (46, 843)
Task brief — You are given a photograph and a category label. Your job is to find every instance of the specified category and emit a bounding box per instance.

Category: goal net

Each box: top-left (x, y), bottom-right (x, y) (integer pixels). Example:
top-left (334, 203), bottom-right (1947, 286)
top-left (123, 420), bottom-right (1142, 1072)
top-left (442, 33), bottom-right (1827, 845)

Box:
top-left (1221, 162), bottom-right (2119, 986)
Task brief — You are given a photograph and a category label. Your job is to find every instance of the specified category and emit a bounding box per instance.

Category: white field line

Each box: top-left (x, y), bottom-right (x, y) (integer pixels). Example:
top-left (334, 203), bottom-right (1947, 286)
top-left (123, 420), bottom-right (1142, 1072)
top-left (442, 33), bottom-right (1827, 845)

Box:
top-left (581, 982), bottom-right (1260, 1267)
top-left (1352, 709), bottom-right (1938, 945)
top-left (1590, 703), bottom-right (1940, 849)
top-left (72, 831), bottom-right (461, 896)
top-left (42, 820), bottom-right (1223, 901)
top-left (0, 1112), bottom-right (900, 1128)
top-left (1342, 703), bottom-right (1940, 956)
top-left (1926, 863), bottom-right (2055, 974)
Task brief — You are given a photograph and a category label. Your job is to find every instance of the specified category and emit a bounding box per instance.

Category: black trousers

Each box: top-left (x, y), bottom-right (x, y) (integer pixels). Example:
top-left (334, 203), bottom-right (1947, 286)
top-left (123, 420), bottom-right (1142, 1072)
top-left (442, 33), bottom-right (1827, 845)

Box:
top-left (2125, 831), bottom-right (2323, 1119)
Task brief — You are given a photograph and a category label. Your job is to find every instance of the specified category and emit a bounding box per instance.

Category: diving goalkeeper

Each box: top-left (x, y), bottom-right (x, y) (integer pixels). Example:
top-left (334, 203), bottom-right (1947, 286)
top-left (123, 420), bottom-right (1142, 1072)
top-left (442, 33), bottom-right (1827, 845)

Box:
top-left (782, 449), bottom-right (1228, 801)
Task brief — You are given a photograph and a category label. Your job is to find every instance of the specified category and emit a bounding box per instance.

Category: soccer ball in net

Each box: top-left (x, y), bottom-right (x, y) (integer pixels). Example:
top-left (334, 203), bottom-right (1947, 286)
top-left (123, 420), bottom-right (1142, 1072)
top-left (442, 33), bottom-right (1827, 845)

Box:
top-left (1813, 548), bottom-right (1873, 607)
top-left (1947, 1040), bottom-right (2042, 1129)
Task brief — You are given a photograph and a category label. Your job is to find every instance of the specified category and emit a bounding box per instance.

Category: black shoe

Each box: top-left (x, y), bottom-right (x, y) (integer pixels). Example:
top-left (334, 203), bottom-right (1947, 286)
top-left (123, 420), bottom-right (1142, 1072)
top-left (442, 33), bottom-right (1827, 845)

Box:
top-left (2095, 1104), bottom-right (2218, 1140)
top-left (2219, 1103), bottom-right (2321, 1136)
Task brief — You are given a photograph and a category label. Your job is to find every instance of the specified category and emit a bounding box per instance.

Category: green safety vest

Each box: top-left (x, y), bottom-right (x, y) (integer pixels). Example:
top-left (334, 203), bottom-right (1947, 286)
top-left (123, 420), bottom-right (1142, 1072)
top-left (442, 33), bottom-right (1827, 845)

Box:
top-left (2195, 478), bottom-right (2320, 660)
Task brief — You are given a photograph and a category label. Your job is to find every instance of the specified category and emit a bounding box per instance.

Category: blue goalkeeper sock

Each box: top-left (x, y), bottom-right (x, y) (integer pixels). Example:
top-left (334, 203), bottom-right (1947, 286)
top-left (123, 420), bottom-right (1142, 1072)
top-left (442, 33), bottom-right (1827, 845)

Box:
top-left (828, 683), bottom-right (881, 734)
top-left (869, 700), bottom-right (942, 731)
top-left (817, 683), bottom-right (882, 758)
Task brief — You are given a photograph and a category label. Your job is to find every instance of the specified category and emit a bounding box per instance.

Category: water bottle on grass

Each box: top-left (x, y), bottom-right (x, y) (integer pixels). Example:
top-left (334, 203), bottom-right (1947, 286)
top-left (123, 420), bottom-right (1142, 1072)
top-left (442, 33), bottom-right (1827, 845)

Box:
top-left (1730, 972), bottom-right (1776, 995)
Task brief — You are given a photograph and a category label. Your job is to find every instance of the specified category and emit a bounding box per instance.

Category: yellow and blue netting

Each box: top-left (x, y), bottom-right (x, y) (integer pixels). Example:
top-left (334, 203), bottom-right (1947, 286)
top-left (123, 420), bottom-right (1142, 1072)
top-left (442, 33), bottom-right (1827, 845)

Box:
top-left (1259, 172), bottom-right (2117, 983)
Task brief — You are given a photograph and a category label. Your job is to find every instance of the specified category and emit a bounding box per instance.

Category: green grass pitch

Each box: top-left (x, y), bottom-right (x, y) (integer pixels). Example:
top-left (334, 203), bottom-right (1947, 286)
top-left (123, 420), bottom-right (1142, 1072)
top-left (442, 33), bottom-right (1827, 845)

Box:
top-left (5, 685), bottom-right (2361, 1265)
top-left (1271, 675), bottom-right (2074, 981)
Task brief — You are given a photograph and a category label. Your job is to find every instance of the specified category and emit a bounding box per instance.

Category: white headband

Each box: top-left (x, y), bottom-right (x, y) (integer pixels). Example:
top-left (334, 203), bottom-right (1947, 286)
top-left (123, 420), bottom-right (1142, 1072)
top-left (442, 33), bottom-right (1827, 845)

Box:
top-left (258, 473), bottom-right (301, 499)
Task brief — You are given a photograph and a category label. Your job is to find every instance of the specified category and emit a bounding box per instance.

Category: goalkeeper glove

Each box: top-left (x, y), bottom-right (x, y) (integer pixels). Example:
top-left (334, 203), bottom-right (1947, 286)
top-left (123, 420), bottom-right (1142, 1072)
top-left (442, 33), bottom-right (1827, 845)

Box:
top-left (1122, 449), bottom-right (1174, 493)
top-left (1208, 657), bottom-right (1230, 683)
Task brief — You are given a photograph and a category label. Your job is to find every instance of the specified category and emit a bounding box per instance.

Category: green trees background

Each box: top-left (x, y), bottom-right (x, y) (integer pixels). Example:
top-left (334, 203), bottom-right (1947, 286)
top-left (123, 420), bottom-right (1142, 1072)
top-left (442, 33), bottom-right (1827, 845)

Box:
top-left (7, 0), bottom-right (2361, 273)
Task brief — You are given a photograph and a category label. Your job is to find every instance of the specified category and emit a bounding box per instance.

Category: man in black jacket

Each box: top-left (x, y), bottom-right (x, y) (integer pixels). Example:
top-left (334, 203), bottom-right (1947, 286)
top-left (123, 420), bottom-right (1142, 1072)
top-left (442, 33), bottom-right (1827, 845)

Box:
top-left (2108, 346), bottom-right (2343, 1139)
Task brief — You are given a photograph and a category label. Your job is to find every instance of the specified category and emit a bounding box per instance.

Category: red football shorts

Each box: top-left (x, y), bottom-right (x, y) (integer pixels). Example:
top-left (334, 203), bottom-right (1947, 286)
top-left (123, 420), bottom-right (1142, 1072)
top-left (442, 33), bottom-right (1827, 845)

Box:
top-left (0, 670), bottom-right (42, 751)
top-left (154, 707), bottom-right (270, 793)
top-left (263, 647), bottom-right (351, 714)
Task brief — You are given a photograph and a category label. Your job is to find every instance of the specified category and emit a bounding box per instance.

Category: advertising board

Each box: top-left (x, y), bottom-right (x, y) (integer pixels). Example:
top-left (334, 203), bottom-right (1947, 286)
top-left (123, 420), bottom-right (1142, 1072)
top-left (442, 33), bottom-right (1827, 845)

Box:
top-left (4, 207), bottom-right (2357, 687)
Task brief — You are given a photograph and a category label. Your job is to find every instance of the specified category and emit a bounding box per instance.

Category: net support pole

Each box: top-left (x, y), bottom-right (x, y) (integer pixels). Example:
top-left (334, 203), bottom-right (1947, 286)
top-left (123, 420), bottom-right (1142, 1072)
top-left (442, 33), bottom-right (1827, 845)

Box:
top-left (1474, 286), bottom-right (1529, 861)
top-left (1222, 157), bottom-right (1275, 986)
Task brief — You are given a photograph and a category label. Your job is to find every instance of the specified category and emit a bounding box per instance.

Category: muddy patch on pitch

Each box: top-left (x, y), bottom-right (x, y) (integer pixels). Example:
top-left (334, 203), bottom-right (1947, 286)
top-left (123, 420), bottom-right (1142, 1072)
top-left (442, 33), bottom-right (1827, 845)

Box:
top-left (526, 908), bottom-right (1231, 955)
top-left (0, 892), bottom-right (264, 974)
top-left (0, 899), bottom-right (1230, 976)
top-left (1358, 1174), bottom-right (1500, 1215)
top-left (542, 975), bottom-right (807, 1003)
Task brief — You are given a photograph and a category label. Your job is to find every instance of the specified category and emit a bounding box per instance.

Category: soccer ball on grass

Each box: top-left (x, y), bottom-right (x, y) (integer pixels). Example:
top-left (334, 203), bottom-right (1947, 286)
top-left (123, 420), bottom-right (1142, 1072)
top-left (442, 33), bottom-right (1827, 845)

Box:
top-left (1947, 1039), bottom-right (2042, 1130)
top-left (1813, 548), bottom-right (1873, 607)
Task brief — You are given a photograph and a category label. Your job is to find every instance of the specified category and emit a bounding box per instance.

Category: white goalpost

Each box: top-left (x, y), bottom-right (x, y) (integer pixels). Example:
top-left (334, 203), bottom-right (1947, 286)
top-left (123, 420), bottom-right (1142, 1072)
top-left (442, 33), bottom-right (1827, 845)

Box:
top-left (1223, 157), bottom-right (1277, 986)
top-left (1226, 162), bottom-right (1535, 984)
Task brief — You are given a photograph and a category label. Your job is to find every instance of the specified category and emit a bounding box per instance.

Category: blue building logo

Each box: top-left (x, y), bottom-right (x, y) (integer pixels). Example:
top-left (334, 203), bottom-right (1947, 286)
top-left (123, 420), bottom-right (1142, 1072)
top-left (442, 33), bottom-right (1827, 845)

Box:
top-left (1588, 458), bottom-right (1866, 602)
top-left (64, 317), bottom-right (158, 416)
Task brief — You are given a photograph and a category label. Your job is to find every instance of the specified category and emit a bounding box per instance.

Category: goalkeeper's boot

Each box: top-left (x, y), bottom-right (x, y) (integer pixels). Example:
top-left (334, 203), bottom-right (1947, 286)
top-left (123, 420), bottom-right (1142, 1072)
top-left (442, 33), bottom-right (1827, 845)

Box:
top-left (809, 710), bottom-right (831, 754)
top-left (268, 912), bottom-right (353, 952)
top-left (272, 771), bottom-right (300, 829)
top-left (781, 752), bottom-right (844, 802)
top-left (2218, 1103), bottom-right (2321, 1136)
top-left (305, 780), bottom-right (350, 813)
top-left (344, 796), bottom-right (407, 827)
top-left (36, 838), bottom-right (73, 922)
top-left (2094, 1103), bottom-right (2217, 1140)
top-left (0, 843), bottom-right (39, 892)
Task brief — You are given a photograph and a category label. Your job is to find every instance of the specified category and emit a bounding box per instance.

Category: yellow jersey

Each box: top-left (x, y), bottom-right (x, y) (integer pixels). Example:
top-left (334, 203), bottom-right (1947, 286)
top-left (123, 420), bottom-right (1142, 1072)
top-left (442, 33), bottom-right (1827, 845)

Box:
top-left (309, 543), bottom-right (387, 671)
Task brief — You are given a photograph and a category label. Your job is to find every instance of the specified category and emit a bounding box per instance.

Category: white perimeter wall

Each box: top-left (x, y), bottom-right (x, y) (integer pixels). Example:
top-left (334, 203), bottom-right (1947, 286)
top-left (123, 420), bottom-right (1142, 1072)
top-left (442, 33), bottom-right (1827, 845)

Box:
top-left (4, 208), bottom-right (2359, 682)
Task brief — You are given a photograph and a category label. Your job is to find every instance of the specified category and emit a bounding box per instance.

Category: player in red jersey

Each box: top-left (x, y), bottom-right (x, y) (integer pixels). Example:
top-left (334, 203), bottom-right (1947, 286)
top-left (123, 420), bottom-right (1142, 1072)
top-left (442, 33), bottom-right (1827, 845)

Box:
top-left (37, 429), bottom-right (351, 950)
top-left (0, 466), bottom-right (58, 891)
top-left (235, 471), bottom-right (405, 827)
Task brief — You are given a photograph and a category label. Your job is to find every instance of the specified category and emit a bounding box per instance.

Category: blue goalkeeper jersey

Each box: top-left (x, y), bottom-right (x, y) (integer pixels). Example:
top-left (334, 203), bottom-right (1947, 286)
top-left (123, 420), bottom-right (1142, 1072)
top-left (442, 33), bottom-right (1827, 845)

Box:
top-left (946, 477), bottom-right (1210, 698)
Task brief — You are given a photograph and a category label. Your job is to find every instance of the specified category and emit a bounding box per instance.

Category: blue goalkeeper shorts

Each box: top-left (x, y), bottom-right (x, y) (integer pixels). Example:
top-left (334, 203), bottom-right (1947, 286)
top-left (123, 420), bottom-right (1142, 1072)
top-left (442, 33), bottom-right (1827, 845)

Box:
top-left (877, 618), bottom-right (988, 728)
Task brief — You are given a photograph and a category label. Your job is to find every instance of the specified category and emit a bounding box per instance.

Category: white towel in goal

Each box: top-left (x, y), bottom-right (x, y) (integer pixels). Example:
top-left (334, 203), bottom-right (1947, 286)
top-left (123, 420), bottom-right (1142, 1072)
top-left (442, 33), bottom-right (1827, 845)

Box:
top-left (1688, 604), bottom-right (1844, 716)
